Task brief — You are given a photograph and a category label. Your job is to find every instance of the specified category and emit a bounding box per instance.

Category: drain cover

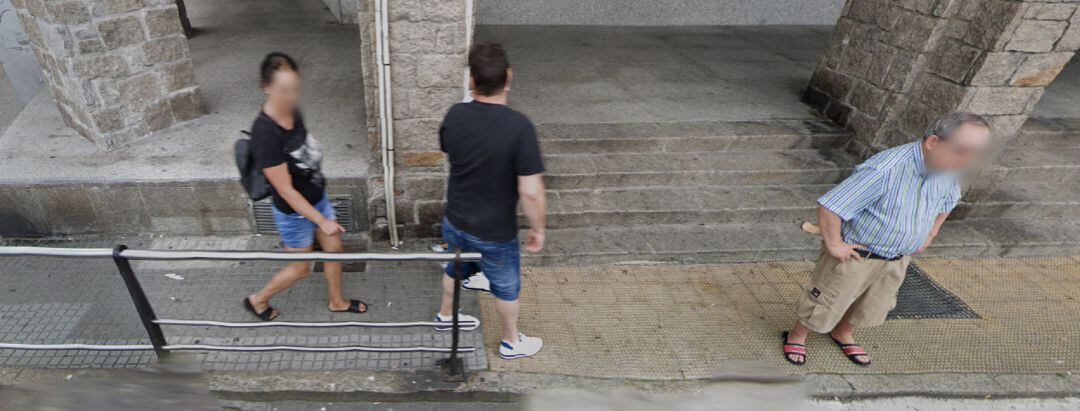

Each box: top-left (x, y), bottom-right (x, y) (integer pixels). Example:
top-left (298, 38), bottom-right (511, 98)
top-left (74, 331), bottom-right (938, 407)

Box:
top-left (252, 197), bottom-right (354, 235)
top-left (889, 263), bottom-right (979, 320)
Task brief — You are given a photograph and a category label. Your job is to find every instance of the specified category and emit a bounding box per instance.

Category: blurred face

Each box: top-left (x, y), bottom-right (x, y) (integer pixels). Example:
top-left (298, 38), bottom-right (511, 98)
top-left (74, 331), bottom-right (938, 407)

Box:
top-left (262, 69), bottom-right (302, 111)
top-left (923, 122), bottom-right (992, 173)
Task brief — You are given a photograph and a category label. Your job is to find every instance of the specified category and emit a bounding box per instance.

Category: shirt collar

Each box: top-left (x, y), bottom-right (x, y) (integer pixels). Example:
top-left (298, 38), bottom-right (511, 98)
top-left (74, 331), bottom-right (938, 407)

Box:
top-left (911, 141), bottom-right (930, 177)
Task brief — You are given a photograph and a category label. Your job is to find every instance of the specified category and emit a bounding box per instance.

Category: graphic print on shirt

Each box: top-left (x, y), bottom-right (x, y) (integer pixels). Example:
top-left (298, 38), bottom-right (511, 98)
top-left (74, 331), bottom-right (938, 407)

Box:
top-left (288, 133), bottom-right (325, 187)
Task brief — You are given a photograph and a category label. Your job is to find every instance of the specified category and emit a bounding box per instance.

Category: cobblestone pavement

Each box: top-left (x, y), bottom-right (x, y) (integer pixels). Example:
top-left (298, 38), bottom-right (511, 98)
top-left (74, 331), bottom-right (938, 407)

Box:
top-left (0, 236), bottom-right (487, 372)
top-left (479, 256), bottom-right (1080, 379)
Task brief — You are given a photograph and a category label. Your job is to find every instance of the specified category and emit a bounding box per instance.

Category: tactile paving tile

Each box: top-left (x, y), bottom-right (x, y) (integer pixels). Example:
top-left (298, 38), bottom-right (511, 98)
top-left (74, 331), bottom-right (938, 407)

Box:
top-left (478, 257), bottom-right (1080, 379)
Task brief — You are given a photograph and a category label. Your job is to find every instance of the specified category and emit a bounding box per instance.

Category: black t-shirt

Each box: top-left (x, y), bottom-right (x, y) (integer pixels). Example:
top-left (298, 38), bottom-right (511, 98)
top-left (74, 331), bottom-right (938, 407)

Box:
top-left (250, 111), bottom-right (326, 215)
top-left (440, 101), bottom-right (544, 242)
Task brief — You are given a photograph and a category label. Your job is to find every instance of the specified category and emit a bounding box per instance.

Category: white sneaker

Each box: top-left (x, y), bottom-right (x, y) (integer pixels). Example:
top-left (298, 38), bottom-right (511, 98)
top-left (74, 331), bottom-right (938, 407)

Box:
top-left (499, 333), bottom-right (543, 360)
top-left (462, 271), bottom-right (492, 293)
top-left (431, 243), bottom-right (449, 269)
top-left (433, 311), bottom-right (479, 331)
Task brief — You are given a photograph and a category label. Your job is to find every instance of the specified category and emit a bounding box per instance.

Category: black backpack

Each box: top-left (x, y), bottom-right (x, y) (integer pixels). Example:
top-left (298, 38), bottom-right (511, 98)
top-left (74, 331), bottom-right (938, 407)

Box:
top-left (234, 130), bottom-right (271, 201)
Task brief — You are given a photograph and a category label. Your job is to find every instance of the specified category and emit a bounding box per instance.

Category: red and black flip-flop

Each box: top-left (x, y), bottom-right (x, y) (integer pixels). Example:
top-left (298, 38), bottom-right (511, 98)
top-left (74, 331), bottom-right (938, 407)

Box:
top-left (831, 337), bottom-right (871, 367)
top-left (781, 331), bottom-right (807, 366)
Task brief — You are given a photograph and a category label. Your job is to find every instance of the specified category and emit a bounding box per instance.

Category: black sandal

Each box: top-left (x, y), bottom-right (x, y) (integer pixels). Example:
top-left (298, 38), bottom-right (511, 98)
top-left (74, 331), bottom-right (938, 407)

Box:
top-left (831, 337), bottom-right (871, 367)
top-left (330, 299), bottom-right (368, 314)
top-left (243, 297), bottom-right (278, 321)
top-left (781, 331), bottom-right (807, 366)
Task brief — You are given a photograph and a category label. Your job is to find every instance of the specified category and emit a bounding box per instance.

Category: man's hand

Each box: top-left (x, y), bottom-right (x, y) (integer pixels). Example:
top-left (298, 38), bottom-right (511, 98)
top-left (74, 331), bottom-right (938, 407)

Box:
top-left (524, 228), bottom-right (545, 253)
top-left (916, 234), bottom-right (936, 254)
top-left (318, 219), bottom-right (346, 236)
top-left (826, 240), bottom-right (866, 263)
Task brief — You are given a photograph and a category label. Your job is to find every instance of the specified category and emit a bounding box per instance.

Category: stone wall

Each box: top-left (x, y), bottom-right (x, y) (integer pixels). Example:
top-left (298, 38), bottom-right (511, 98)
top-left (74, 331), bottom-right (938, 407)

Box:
top-left (805, 0), bottom-right (1080, 199)
top-left (11, 0), bottom-right (203, 149)
top-left (477, 0), bottom-right (846, 26)
top-left (358, 0), bottom-right (469, 240)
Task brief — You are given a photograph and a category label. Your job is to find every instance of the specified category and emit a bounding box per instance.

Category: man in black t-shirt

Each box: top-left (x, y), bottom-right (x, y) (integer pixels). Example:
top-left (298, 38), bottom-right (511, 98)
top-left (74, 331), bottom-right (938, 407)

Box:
top-left (434, 43), bottom-right (547, 360)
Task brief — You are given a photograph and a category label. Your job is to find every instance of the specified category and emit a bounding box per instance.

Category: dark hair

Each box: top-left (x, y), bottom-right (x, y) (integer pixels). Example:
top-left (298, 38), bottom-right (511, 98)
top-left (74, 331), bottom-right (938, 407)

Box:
top-left (260, 52), bottom-right (299, 87)
top-left (924, 111), bottom-right (990, 141)
top-left (468, 42), bottom-right (510, 96)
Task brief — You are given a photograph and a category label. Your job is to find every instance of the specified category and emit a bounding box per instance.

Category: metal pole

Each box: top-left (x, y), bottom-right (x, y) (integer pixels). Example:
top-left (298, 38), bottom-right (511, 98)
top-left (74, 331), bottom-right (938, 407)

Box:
top-left (112, 245), bottom-right (169, 356)
top-left (439, 248), bottom-right (466, 380)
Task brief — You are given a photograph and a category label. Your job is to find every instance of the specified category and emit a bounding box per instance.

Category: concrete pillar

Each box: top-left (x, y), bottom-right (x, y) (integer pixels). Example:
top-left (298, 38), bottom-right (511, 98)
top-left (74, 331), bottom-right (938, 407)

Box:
top-left (11, 0), bottom-right (203, 149)
top-left (805, 0), bottom-right (1080, 199)
top-left (359, 0), bottom-right (470, 240)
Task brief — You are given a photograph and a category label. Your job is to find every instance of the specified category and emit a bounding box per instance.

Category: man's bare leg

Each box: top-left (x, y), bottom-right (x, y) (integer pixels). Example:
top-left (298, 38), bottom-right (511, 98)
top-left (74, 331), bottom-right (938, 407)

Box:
top-left (248, 245), bottom-right (314, 316)
top-left (830, 320), bottom-right (869, 363)
top-left (495, 299), bottom-right (519, 342)
top-left (785, 321), bottom-right (812, 363)
top-left (315, 230), bottom-right (351, 311)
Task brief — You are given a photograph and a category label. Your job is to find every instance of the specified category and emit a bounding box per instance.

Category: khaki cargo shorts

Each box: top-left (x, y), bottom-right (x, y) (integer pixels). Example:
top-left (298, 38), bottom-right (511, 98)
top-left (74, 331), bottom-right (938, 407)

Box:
top-left (796, 244), bottom-right (910, 334)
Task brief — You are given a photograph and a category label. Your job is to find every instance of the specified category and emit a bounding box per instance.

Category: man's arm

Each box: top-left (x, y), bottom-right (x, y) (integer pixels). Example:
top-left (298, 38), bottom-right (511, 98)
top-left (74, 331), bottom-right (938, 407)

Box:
top-left (818, 205), bottom-right (866, 263)
top-left (518, 173), bottom-right (546, 252)
top-left (917, 212), bottom-right (949, 254)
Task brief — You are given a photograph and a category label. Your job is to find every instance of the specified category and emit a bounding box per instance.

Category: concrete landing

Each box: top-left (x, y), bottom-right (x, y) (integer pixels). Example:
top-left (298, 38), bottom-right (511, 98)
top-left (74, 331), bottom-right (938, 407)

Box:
top-left (476, 25), bottom-right (832, 124)
top-left (0, 0), bottom-right (369, 236)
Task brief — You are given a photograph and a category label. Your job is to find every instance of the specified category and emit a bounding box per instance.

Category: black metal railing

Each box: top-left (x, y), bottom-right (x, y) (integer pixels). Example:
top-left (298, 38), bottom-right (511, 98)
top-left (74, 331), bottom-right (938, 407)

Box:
top-left (0, 245), bottom-right (482, 379)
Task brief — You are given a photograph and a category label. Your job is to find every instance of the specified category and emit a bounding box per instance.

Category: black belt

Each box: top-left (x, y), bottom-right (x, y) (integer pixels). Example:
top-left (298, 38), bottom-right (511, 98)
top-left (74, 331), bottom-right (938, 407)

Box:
top-left (857, 249), bottom-right (904, 261)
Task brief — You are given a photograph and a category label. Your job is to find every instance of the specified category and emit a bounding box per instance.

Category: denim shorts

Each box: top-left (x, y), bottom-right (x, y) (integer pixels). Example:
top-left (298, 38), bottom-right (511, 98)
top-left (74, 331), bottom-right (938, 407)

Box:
top-left (441, 217), bottom-right (521, 301)
top-left (272, 194), bottom-right (335, 249)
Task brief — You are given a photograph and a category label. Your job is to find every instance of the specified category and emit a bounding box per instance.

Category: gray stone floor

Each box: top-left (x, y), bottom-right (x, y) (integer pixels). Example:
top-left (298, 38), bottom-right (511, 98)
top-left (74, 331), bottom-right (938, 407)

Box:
top-left (477, 25), bottom-right (832, 124)
top-left (0, 0), bottom-right (368, 184)
top-left (0, 236), bottom-right (486, 372)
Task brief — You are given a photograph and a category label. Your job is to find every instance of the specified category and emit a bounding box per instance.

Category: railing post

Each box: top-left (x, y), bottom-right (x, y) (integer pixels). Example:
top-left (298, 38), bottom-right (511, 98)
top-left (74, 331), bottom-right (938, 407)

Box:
top-left (112, 245), bottom-right (169, 356)
top-left (439, 248), bottom-right (466, 380)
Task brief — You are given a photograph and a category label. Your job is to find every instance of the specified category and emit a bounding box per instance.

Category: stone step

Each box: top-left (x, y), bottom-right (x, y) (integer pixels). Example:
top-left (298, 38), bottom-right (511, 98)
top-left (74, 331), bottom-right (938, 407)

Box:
top-left (525, 218), bottom-right (1080, 266)
top-left (544, 149), bottom-right (859, 189)
top-left (1012, 117), bottom-right (1080, 148)
top-left (996, 147), bottom-right (1080, 184)
top-left (537, 119), bottom-right (851, 154)
top-left (538, 185), bottom-right (828, 228)
top-left (958, 182), bottom-right (1080, 220)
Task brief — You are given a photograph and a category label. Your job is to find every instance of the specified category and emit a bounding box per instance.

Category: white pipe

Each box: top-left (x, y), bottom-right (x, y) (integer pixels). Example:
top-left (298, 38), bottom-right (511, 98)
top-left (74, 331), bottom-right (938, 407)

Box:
top-left (374, 0), bottom-right (400, 248)
top-left (462, 0), bottom-right (475, 100)
top-left (0, 343), bottom-right (476, 354)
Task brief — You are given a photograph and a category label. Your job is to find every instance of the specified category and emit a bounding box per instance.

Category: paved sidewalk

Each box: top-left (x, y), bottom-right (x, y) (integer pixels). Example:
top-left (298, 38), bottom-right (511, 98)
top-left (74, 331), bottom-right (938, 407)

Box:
top-left (0, 236), bottom-right (486, 372)
top-left (477, 256), bottom-right (1080, 379)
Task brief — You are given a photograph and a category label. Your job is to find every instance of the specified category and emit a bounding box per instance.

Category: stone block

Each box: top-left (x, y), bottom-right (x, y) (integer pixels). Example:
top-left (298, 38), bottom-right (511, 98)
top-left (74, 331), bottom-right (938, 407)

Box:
top-left (965, 0), bottom-right (1024, 49)
top-left (1010, 51), bottom-right (1074, 86)
top-left (1057, 23), bottom-right (1080, 51)
top-left (1006, 20), bottom-right (1068, 52)
top-left (143, 6), bottom-right (183, 39)
top-left (402, 150), bottom-right (444, 167)
top-left (161, 60), bottom-right (196, 91)
top-left (393, 119), bottom-right (441, 150)
top-left (403, 87), bottom-right (459, 119)
top-left (809, 67), bottom-right (852, 100)
top-left (421, 0), bottom-right (465, 22)
top-left (141, 99), bottom-right (172, 132)
top-left (847, 80), bottom-right (887, 116)
top-left (881, 50), bottom-right (918, 91)
top-left (964, 86), bottom-right (1042, 115)
top-left (142, 35), bottom-right (187, 65)
top-left (45, 1), bottom-right (90, 25)
top-left (168, 89), bottom-right (204, 121)
top-left (416, 201), bottom-right (444, 225)
top-left (42, 187), bottom-right (97, 233)
top-left (98, 0), bottom-right (144, 15)
top-left (92, 108), bottom-right (124, 132)
top-left (1026, 3), bottom-right (1076, 21)
top-left (0, 187), bottom-right (49, 235)
top-left (74, 54), bottom-right (129, 78)
top-left (435, 22), bottom-right (466, 54)
top-left (416, 54), bottom-right (461, 88)
top-left (888, 10), bottom-right (937, 51)
top-left (117, 73), bottom-right (160, 106)
top-left (86, 185), bottom-right (150, 232)
top-left (77, 37), bottom-right (105, 54)
top-left (918, 74), bottom-right (967, 112)
top-left (389, 21), bottom-right (438, 53)
top-left (98, 15), bottom-right (144, 50)
top-left (390, 53), bottom-right (418, 88)
top-left (932, 38), bottom-right (981, 83)
top-left (403, 176), bottom-right (445, 200)
top-left (389, 0), bottom-right (423, 22)
top-left (968, 52), bottom-right (1025, 85)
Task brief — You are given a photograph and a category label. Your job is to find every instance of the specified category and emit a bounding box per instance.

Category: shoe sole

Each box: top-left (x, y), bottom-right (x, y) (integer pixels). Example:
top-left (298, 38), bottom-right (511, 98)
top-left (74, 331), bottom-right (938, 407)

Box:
top-left (462, 284), bottom-right (491, 293)
top-left (499, 352), bottom-right (538, 360)
top-left (434, 323), bottom-right (479, 332)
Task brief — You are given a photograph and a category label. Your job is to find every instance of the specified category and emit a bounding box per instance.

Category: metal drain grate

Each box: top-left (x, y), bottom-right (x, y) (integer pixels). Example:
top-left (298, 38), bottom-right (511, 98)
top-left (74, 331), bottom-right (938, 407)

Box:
top-left (889, 263), bottom-right (979, 320)
top-left (251, 197), bottom-right (355, 235)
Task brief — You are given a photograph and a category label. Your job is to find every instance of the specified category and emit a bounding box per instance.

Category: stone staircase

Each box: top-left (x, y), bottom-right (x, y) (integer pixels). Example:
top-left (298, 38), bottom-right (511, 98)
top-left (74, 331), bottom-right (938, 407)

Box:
top-left (525, 117), bottom-right (1080, 266)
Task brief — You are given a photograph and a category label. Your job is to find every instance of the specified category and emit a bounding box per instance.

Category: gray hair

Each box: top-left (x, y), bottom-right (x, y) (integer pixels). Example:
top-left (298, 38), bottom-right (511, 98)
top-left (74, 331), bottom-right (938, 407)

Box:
top-left (924, 111), bottom-right (990, 141)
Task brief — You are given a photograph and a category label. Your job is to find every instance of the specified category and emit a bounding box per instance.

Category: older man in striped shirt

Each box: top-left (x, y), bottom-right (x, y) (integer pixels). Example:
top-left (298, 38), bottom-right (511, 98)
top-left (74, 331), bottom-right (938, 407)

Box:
top-left (781, 112), bottom-right (993, 367)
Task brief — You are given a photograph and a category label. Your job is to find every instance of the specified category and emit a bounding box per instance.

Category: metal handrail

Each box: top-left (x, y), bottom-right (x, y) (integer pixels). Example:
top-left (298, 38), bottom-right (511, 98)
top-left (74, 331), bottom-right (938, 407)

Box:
top-left (0, 246), bottom-right (482, 262)
top-left (0, 244), bottom-right (479, 379)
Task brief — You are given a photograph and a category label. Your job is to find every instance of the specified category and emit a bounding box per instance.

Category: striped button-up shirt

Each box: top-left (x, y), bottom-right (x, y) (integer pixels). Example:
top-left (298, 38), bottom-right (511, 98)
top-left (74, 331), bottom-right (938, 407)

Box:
top-left (818, 142), bottom-right (961, 259)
